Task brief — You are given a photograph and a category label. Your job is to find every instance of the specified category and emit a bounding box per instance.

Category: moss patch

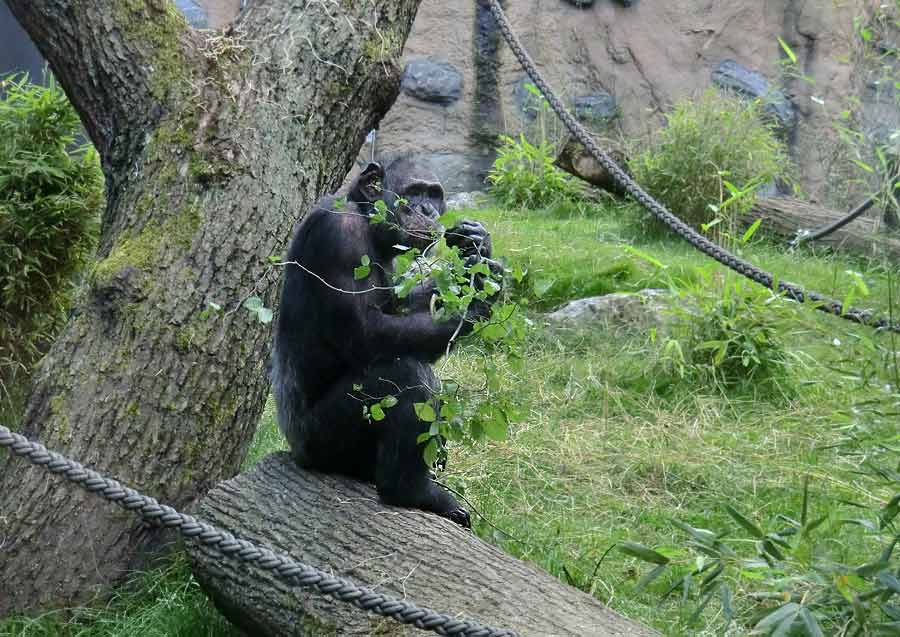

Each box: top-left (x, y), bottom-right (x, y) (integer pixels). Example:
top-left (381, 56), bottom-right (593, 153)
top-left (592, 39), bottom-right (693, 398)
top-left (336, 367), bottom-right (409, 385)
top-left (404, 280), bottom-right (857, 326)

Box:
top-left (113, 1), bottom-right (191, 103)
top-left (363, 28), bottom-right (402, 64)
top-left (92, 204), bottom-right (202, 285)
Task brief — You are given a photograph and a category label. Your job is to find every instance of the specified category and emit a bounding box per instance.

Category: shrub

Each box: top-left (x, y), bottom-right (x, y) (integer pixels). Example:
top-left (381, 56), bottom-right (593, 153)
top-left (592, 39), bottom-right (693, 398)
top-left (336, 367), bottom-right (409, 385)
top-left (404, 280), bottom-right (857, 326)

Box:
top-left (629, 90), bottom-right (792, 235)
top-left (0, 74), bottom-right (103, 409)
top-left (487, 134), bottom-right (585, 210)
top-left (656, 276), bottom-right (796, 397)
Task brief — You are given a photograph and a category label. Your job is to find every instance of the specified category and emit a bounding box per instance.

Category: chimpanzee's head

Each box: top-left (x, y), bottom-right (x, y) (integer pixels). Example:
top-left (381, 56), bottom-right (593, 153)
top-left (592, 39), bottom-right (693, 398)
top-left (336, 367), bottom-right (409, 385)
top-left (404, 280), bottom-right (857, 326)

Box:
top-left (349, 159), bottom-right (445, 252)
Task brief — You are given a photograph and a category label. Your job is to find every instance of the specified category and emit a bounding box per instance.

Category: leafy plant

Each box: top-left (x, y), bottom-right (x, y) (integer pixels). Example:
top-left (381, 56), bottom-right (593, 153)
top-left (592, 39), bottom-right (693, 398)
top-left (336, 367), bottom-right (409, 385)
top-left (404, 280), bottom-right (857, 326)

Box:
top-left (0, 74), bottom-right (103, 413)
top-left (659, 277), bottom-right (796, 395)
top-left (626, 240), bottom-right (798, 396)
top-left (621, 479), bottom-right (900, 636)
top-left (487, 134), bottom-right (585, 211)
top-left (629, 90), bottom-right (792, 235)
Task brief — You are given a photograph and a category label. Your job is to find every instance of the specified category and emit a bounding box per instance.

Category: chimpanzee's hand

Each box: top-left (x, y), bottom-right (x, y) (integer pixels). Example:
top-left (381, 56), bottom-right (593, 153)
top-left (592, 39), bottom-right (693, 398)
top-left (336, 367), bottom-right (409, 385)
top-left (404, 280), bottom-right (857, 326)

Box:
top-left (446, 220), bottom-right (492, 259)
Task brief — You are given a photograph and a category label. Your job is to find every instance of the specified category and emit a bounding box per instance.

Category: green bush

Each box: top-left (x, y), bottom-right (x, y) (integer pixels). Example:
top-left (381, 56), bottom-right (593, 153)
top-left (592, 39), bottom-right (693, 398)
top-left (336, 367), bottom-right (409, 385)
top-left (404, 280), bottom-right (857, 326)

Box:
top-left (0, 75), bottom-right (103, 409)
top-left (630, 90), bottom-right (791, 235)
top-left (487, 134), bottom-right (585, 210)
top-left (656, 276), bottom-right (796, 396)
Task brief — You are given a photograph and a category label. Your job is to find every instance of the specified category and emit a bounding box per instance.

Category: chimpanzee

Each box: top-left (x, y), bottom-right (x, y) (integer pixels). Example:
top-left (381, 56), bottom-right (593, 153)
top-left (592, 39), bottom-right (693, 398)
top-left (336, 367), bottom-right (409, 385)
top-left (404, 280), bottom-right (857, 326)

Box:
top-left (271, 158), bottom-right (499, 527)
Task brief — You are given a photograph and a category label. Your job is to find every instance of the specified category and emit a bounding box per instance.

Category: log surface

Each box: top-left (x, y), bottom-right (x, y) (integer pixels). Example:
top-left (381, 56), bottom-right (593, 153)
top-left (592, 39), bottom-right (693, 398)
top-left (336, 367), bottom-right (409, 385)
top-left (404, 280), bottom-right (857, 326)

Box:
top-left (186, 452), bottom-right (656, 636)
top-left (742, 197), bottom-right (900, 260)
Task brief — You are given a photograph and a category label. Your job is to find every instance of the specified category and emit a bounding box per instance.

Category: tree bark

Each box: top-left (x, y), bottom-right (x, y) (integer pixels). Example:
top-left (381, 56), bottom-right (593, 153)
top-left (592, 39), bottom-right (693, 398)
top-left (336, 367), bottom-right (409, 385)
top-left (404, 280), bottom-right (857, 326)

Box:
top-left (555, 134), bottom-right (631, 197)
top-left (0, 0), bottom-right (422, 614)
top-left (741, 197), bottom-right (900, 261)
top-left (186, 453), bottom-right (657, 637)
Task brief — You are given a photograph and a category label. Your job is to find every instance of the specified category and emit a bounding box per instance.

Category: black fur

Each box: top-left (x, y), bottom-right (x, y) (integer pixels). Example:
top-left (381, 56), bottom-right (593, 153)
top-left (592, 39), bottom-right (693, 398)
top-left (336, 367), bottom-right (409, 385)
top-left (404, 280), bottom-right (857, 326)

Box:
top-left (271, 159), bottom-right (497, 527)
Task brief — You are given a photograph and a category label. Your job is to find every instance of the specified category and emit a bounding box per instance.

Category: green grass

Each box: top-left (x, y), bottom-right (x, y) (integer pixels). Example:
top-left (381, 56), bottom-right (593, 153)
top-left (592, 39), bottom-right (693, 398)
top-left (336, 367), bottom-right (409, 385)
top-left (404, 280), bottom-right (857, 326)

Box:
top-left (2, 200), bottom-right (898, 636)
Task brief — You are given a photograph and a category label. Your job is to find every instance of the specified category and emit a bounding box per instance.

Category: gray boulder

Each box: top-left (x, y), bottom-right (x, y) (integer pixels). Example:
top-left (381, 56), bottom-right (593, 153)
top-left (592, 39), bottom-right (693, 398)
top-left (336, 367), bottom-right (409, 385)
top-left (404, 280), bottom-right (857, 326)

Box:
top-left (401, 57), bottom-right (464, 105)
top-left (574, 92), bottom-right (618, 124)
top-left (711, 59), bottom-right (797, 132)
top-left (545, 289), bottom-right (673, 331)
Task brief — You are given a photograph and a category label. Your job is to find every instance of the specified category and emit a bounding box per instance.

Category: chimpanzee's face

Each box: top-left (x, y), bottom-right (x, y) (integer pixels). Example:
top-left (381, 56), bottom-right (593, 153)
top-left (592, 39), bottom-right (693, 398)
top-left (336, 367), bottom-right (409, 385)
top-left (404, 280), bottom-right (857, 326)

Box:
top-left (388, 177), bottom-right (445, 250)
top-left (351, 161), bottom-right (447, 253)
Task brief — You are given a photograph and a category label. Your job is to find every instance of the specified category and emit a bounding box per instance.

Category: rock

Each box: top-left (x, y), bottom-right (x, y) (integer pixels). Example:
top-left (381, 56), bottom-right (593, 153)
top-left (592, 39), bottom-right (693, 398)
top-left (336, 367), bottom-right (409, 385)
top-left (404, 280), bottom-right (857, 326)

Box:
top-left (351, 1), bottom-right (870, 203)
top-left (446, 191), bottom-right (487, 211)
top-left (545, 290), bottom-right (672, 331)
top-left (711, 59), bottom-right (797, 132)
top-left (574, 92), bottom-right (618, 124)
top-left (401, 57), bottom-right (464, 104)
top-left (398, 152), bottom-right (494, 195)
top-left (174, 0), bottom-right (209, 28)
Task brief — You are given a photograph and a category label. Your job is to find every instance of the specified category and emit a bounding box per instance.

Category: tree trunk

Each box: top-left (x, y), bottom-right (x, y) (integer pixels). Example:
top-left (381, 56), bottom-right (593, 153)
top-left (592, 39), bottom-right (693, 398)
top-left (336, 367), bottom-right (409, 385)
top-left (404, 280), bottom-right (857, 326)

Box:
top-left (186, 453), bottom-right (657, 637)
top-left (741, 197), bottom-right (900, 261)
top-left (0, 0), bottom-right (421, 615)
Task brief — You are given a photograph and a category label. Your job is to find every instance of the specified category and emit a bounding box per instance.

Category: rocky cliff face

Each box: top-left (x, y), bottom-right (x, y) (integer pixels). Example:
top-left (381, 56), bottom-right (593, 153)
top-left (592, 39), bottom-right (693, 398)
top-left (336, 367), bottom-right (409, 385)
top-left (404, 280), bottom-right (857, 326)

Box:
top-left (4, 0), bottom-right (892, 200)
top-left (363, 0), bottom-right (893, 203)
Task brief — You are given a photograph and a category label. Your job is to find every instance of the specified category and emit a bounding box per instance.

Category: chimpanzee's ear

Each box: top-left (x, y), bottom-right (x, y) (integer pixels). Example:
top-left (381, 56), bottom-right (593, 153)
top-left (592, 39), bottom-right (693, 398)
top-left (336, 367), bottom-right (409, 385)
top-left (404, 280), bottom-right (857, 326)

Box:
top-left (355, 162), bottom-right (384, 203)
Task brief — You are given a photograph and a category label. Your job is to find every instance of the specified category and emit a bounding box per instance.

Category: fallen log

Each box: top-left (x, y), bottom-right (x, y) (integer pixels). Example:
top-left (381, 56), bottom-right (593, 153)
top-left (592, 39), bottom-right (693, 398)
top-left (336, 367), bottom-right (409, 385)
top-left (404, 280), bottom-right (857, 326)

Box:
top-left (555, 133), bottom-right (631, 197)
top-left (186, 452), bottom-right (657, 636)
top-left (739, 197), bottom-right (900, 261)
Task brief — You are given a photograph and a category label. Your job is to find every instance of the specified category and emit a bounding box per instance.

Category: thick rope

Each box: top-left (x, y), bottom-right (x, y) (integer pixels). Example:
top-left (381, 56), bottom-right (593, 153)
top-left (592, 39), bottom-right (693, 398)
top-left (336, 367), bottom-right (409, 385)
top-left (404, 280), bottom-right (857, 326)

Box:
top-left (0, 424), bottom-right (517, 637)
top-left (488, 0), bottom-right (900, 334)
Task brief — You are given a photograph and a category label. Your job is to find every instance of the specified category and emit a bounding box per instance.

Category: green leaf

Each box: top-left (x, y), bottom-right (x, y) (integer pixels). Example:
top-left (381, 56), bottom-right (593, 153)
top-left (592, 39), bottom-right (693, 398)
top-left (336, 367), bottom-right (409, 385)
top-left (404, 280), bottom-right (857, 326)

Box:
top-left (851, 158), bottom-right (875, 173)
top-left (798, 608), bottom-right (823, 637)
top-left (380, 395), bottom-right (398, 409)
top-left (635, 564), bottom-right (667, 592)
top-left (370, 403), bottom-right (385, 421)
top-left (243, 296), bottom-right (263, 311)
top-left (752, 603), bottom-right (800, 634)
top-left (778, 37), bottom-right (798, 63)
top-left (257, 307), bottom-right (273, 324)
top-left (482, 408), bottom-right (508, 441)
top-left (742, 218), bottom-right (763, 243)
top-left (725, 504), bottom-right (765, 538)
top-left (617, 542), bottom-right (670, 565)
top-left (720, 585), bottom-right (734, 628)
top-left (674, 521), bottom-right (717, 545)
top-left (623, 245), bottom-right (666, 269)
top-left (482, 278), bottom-right (501, 296)
top-left (532, 277), bottom-right (555, 298)
top-left (414, 402), bottom-right (437, 423)
top-left (423, 438), bottom-right (439, 467)
top-left (354, 255), bottom-right (371, 280)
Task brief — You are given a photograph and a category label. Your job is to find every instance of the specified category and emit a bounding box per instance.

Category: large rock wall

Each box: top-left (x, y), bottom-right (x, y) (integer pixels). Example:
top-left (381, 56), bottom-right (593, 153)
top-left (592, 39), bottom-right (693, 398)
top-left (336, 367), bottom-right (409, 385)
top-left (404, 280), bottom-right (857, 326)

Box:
top-left (4, 0), bottom-right (891, 200)
top-left (366, 0), bottom-right (884, 201)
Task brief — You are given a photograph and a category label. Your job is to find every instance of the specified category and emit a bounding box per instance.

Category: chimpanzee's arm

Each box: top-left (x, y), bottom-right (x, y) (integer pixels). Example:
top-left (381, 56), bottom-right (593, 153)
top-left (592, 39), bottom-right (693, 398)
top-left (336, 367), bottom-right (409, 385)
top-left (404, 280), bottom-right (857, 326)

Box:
top-left (364, 305), bottom-right (473, 360)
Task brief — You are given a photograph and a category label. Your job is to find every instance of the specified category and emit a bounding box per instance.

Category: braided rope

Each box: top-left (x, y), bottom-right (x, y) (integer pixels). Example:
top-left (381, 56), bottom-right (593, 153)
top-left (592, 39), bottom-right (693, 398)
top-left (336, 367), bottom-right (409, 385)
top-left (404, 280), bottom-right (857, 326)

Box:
top-left (0, 424), bottom-right (517, 637)
top-left (488, 0), bottom-right (900, 334)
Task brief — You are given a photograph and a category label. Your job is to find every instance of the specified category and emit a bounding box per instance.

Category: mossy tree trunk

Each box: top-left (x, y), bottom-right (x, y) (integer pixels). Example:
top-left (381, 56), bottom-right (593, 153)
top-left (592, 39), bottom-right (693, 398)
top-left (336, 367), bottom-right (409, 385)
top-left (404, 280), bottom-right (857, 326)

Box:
top-left (0, 0), bottom-right (421, 615)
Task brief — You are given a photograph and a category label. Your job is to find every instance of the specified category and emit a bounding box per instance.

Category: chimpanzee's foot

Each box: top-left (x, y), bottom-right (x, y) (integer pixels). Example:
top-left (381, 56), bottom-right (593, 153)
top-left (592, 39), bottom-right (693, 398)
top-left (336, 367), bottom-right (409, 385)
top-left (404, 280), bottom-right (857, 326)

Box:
top-left (443, 505), bottom-right (471, 528)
